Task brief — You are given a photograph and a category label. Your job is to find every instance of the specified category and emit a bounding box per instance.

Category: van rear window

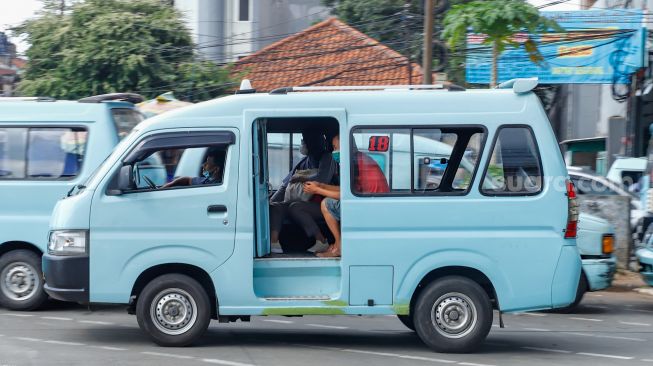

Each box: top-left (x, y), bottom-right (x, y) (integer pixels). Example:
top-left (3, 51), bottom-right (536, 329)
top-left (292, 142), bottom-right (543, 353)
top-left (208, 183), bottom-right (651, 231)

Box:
top-left (481, 126), bottom-right (543, 195)
top-left (0, 127), bottom-right (88, 180)
top-left (351, 126), bottom-right (486, 195)
top-left (111, 109), bottom-right (144, 139)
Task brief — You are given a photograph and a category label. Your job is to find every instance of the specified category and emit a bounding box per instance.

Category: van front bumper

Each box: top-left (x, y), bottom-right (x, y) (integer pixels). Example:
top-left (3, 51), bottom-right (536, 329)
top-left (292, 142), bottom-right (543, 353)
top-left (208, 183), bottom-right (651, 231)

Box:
top-left (636, 247), bottom-right (653, 286)
top-left (581, 256), bottom-right (616, 291)
top-left (42, 254), bottom-right (89, 304)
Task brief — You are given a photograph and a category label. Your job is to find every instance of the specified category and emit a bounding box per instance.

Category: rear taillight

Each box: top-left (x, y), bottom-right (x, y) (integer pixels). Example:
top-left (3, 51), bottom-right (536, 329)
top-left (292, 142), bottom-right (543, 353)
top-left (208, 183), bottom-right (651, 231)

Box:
top-left (565, 180), bottom-right (578, 239)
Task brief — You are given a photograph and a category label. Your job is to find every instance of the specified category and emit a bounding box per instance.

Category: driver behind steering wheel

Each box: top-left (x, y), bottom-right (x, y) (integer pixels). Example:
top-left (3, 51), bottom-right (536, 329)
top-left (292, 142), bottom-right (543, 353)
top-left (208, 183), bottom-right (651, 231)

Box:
top-left (163, 147), bottom-right (225, 188)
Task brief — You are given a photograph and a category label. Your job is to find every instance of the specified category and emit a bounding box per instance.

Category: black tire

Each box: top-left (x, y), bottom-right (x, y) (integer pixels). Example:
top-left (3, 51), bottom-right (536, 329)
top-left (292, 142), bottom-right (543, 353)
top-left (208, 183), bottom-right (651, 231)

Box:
top-left (414, 276), bottom-right (492, 353)
top-left (136, 274), bottom-right (211, 347)
top-left (397, 314), bottom-right (415, 331)
top-left (0, 250), bottom-right (48, 311)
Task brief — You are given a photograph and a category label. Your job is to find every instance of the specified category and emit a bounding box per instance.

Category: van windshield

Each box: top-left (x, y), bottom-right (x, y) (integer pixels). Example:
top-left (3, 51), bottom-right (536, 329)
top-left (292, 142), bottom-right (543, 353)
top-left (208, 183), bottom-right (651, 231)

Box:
top-left (112, 108), bottom-right (144, 139)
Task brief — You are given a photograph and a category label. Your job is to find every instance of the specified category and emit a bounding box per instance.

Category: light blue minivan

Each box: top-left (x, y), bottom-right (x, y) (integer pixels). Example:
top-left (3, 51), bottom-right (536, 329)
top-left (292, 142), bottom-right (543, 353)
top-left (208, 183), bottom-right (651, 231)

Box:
top-left (0, 94), bottom-right (144, 310)
top-left (43, 79), bottom-right (582, 353)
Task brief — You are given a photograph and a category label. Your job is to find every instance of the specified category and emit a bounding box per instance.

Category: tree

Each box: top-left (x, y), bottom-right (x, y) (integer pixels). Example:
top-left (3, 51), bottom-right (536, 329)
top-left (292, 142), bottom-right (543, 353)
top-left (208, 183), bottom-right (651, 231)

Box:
top-left (442, 0), bottom-right (560, 87)
top-left (322, 0), bottom-right (465, 84)
top-left (14, 0), bottom-right (234, 101)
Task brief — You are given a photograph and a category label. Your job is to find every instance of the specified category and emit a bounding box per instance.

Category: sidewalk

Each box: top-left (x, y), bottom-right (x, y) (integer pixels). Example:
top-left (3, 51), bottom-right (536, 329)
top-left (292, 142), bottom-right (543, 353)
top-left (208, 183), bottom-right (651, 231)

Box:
top-left (609, 269), bottom-right (653, 296)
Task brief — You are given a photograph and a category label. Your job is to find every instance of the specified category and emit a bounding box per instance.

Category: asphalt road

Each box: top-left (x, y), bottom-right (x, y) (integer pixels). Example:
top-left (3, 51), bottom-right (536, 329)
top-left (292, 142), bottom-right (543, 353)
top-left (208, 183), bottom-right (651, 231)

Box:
top-left (1, 289), bottom-right (652, 366)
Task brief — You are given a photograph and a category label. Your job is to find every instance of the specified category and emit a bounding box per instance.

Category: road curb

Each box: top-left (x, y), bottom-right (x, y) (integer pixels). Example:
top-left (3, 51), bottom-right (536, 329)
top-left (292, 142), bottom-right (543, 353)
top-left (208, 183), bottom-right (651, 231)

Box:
top-left (633, 287), bottom-right (653, 296)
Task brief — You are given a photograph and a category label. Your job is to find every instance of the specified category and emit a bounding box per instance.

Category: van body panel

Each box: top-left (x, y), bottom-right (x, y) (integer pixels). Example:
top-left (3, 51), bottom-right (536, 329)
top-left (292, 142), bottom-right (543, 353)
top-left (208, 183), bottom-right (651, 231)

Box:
top-left (46, 90), bottom-right (579, 321)
top-left (0, 102), bottom-right (125, 255)
top-left (87, 127), bottom-right (240, 303)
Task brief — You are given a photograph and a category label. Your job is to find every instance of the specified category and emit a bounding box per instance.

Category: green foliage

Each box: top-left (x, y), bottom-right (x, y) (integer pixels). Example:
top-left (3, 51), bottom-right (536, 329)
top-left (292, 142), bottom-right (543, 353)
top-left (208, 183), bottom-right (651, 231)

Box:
top-left (14, 0), bottom-right (234, 102)
top-left (442, 0), bottom-right (561, 84)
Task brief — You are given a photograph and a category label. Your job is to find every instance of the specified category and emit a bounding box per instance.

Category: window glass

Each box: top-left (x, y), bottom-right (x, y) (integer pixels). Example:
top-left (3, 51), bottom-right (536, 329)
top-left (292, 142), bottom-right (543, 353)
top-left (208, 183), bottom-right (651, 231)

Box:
top-left (414, 129), bottom-right (457, 191)
top-left (128, 145), bottom-right (228, 191)
top-left (571, 176), bottom-right (618, 195)
top-left (351, 127), bottom-right (484, 195)
top-left (27, 128), bottom-right (88, 179)
top-left (0, 128), bottom-right (27, 179)
top-left (111, 109), bottom-right (144, 139)
top-left (481, 127), bottom-right (542, 195)
top-left (268, 133), bottom-right (292, 190)
top-left (239, 0), bottom-right (249, 21)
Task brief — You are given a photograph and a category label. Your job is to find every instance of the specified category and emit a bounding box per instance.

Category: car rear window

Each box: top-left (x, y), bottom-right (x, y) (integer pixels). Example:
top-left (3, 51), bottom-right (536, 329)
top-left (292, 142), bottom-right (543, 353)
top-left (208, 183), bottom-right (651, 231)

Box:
top-left (481, 126), bottom-right (543, 195)
top-left (112, 108), bottom-right (144, 139)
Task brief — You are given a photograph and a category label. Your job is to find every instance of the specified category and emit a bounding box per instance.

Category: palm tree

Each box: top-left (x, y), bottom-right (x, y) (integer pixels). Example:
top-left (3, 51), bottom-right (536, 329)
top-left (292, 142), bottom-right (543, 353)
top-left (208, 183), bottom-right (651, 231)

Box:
top-left (442, 0), bottom-right (561, 87)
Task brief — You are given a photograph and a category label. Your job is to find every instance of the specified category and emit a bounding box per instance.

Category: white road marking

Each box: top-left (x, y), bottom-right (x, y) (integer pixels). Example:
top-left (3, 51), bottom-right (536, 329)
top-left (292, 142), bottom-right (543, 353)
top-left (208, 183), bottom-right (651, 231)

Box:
top-left (626, 308), bottom-right (653, 314)
top-left (41, 316), bottom-right (73, 321)
top-left (567, 332), bottom-right (646, 341)
top-left (523, 328), bottom-right (550, 332)
top-left (491, 324), bottom-right (500, 328)
top-left (514, 312), bottom-right (546, 317)
top-left (619, 321), bottom-right (651, 326)
top-left (78, 320), bottom-right (114, 325)
top-left (576, 352), bottom-right (633, 360)
top-left (92, 346), bottom-right (128, 351)
top-left (142, 351), bottom-right (194, 360)
top-left (307, 323), bottom-right (348, 330)
top-left (44, 340), bottom-right (85, 346)
top-left (0, 313), bottom-right (34, 317)
top-left (263, 319), bottom-right (294, 324)
top-left (14, 337), bottom-right (42, 342)
top-left (587, 293), bottom-right (603, 297)
top-left (202, 359), bottom-right (256, 366)
top-left (522, 346), bottom-right (571, 354)
top-left (642, 359), bottom-right (653, 362)
top-left (584, 305), bottom-right (608, 310)
top-left (569, 317), bottom-right (603, 322)
top-left (458, 363), bottom-right (495, 366)
top-left (342, 349), bottom-right (457, 364)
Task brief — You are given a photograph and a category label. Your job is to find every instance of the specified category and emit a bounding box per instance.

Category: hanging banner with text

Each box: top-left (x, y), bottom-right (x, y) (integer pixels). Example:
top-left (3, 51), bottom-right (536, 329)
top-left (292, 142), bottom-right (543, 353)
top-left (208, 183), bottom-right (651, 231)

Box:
top-left (465, 10), bottom-right (646, 84)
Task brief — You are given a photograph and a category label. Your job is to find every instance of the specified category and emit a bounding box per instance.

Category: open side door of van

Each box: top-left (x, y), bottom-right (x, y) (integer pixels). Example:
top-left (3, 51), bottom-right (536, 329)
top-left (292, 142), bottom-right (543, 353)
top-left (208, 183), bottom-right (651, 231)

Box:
top-left (253, 119), bottom-right (270, 257)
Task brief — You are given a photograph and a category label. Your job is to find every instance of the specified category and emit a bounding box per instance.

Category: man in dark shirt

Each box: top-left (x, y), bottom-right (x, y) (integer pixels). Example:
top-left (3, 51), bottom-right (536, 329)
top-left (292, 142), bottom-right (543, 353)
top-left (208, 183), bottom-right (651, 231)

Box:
top-left (163, 147), bottom-right (225, 188)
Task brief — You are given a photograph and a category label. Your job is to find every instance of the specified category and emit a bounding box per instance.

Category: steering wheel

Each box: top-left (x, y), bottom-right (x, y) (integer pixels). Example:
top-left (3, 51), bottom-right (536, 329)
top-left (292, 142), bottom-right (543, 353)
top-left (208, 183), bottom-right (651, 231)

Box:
top-left (142, 175), bottom-right (157, 190)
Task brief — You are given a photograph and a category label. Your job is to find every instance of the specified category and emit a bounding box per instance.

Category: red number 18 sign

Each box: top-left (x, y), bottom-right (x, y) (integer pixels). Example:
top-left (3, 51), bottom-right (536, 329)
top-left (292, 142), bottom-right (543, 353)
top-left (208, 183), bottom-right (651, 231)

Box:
top-left (368, 136), bottom-right (390, 152)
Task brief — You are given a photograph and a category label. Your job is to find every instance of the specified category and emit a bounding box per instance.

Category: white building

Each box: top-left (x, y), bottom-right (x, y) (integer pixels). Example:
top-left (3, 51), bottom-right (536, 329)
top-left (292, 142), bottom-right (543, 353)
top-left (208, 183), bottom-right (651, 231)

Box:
top-left (173, 0), bottom-right (328, 62)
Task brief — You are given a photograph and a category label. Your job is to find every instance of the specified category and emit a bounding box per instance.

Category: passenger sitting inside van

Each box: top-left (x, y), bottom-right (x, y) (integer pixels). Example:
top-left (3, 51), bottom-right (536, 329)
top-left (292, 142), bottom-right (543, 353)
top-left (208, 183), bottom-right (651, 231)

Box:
top-left (163, 147), bottom-right (225, 187)
top-left (304, 134), bottom-right (390, 257)
top-left (269, 131), bottom-right (337, 254)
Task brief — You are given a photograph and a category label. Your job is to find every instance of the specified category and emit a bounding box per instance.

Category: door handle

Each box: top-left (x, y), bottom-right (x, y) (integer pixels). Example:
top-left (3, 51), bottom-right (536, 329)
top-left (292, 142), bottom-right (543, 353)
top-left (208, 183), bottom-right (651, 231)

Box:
top-left (207, 205), bottom-right (227, 214)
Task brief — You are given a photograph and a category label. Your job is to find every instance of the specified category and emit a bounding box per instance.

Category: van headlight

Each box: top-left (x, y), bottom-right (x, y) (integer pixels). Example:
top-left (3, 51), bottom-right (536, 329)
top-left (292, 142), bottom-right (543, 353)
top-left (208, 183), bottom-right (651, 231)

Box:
top-left (48, 230), bottom-right (88, 256)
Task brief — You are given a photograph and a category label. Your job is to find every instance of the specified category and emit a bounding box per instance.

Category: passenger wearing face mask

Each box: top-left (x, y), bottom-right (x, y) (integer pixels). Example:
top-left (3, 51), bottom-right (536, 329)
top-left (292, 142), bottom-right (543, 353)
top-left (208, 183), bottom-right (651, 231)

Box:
top-left (269, 131), bottom-right (337, 254)
top-left (163, 147), bottom-right (225, 188)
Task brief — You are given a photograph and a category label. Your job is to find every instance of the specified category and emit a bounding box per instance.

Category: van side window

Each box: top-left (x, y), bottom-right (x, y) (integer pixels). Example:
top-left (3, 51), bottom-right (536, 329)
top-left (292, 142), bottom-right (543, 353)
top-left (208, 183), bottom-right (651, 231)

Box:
top-left (0, 127), bottom-right (87, 180)
top-left (481, 126), bottom-right (543, 195)
top-left (351, 127), bottom-right (486, 195)
top-left (111, 109), bottom-right (144, 139)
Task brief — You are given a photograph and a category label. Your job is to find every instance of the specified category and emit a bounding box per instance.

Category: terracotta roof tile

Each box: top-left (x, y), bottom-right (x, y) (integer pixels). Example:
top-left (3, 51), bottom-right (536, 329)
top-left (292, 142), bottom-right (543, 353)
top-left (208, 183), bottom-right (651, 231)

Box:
top-left (232, 18), bottom-right (424, 92)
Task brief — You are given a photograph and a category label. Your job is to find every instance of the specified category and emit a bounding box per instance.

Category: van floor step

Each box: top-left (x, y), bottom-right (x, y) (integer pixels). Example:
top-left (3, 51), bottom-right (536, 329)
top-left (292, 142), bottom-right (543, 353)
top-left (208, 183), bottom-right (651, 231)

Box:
top-left (257, 253), bottom-right (340, 261)
top-left (264, 296), bottom-right (332, 301)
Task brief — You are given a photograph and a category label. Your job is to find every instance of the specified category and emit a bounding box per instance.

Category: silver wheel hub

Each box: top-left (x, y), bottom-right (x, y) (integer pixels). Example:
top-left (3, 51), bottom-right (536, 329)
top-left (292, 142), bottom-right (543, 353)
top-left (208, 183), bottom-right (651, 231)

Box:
top-left (1, 262), bottom-right (39, 301)
top-left (431, 292), bottom-right (477, 339)
top-left (150, 289), bottom-right (198, 336)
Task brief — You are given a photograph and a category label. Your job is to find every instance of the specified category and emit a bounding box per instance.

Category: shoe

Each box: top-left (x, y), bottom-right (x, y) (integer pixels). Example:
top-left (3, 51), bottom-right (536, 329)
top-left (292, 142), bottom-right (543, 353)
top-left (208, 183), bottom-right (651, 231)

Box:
top-left (307, 240), bottom-right (329, 253)
top-left (271, 242), bottom-right (283, 254)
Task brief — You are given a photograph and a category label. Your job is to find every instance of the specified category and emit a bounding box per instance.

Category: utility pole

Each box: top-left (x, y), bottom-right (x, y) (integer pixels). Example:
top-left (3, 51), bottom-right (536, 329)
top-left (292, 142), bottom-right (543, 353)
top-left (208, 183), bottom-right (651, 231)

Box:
top-left (422, 0), bottom-right (434, 85)
top-left (403, 1), bottom-right (413, 85)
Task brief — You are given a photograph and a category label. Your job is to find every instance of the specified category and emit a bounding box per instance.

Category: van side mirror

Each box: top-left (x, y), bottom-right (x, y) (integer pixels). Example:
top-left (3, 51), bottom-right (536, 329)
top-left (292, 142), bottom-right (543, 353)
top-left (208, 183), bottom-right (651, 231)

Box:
top-left (108, 165), bottom-right (134, 195)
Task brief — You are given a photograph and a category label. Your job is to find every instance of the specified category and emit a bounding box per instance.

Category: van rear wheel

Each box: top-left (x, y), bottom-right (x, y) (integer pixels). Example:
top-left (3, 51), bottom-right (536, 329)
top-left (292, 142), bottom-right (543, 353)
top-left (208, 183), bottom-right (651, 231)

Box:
top-left (0, 250), bottom-right (48, 311)
top-left (136, 274), bottom-right (211, 346)
top-left (414, 276), bottom-right (492, 353)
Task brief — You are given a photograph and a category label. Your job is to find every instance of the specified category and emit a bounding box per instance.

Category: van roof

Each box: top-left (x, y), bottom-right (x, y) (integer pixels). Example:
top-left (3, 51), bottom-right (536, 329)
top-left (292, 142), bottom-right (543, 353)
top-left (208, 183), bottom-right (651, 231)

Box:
top-left (0, 100), bottom-right (135, 123)
top-left (140, 88), bottom-right (541, 132)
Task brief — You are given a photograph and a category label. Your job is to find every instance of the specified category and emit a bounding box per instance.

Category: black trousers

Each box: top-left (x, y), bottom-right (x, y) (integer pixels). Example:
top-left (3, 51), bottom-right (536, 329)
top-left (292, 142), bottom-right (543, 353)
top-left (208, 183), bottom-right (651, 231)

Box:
top-left (269, 200), bottom-right (324, 239)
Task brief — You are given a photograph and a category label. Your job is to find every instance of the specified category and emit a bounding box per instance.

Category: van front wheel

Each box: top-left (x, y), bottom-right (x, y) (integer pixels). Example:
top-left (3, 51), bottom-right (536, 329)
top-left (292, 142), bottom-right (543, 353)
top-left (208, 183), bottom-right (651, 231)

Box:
top-left (136, 274), bottom-right (211, 346)
top-left (414, 276), bottom-right (492, 353)
top-left (0, 250), bottom-right (48, 311)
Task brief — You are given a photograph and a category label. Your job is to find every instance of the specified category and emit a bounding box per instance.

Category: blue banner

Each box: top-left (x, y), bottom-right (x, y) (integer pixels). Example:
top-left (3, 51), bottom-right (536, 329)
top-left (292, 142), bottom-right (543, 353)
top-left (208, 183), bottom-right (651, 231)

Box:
top-left (465, 10), bottom-right (646, 84)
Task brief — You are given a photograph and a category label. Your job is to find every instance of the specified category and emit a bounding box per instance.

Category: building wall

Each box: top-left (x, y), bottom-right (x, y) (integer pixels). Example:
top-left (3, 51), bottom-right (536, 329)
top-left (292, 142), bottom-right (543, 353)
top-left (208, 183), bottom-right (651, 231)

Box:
top-left (175, 0), bottom-right (328, 62)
